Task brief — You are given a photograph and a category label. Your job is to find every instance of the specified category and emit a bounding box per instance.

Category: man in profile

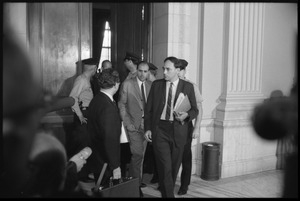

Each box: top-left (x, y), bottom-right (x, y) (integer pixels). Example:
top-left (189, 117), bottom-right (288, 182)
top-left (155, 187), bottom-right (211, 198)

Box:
top-left (87, 68), bottom-right (122, 186)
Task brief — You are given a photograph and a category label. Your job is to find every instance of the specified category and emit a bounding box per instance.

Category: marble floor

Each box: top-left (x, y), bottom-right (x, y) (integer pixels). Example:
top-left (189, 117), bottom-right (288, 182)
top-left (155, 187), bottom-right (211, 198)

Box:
top-left (142, 170), bottom-right (284, 198)
top-left (79, 169), bottom-right (285, 198)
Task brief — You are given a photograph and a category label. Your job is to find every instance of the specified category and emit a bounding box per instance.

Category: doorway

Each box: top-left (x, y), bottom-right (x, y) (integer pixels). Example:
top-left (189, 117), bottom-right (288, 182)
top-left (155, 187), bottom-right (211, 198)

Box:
top-left (92, 3), bottom-right (150, 82)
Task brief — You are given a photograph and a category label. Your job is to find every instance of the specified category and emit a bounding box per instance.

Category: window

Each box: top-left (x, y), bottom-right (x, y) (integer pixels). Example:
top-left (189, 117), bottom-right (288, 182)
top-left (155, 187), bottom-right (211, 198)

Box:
top-left (99, 21), bottom-right (111, 68)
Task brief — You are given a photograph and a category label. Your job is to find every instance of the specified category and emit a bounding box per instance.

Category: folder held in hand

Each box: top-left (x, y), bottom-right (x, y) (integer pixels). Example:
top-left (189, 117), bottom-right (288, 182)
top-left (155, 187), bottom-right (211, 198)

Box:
top-left (174, 93), bottom-right (191, 114)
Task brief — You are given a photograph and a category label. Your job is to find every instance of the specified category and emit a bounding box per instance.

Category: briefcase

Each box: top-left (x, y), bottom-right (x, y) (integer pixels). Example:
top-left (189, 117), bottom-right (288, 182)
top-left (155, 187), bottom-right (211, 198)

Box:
top-left (92, 163), bottom-right (139, 197)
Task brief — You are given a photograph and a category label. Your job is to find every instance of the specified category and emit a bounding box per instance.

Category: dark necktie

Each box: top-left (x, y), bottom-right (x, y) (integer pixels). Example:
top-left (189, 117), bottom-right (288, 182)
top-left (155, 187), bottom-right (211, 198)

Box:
top-left (165, 82), bottom-right (173, 120)
top-left (141, 82), bottom-right (146, 110)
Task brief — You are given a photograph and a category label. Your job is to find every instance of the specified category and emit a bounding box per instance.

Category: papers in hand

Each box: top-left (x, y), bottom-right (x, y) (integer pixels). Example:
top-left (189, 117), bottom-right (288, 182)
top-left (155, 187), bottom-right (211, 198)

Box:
top-left (174, 92), bottom-right (191, 114)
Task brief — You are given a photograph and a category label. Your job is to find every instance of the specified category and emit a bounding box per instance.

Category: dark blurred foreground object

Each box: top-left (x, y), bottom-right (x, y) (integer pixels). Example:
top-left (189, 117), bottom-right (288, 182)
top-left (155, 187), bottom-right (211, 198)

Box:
top-left (2, 30), bottom-right (49, 197)
top-left (251, 84), bottom-right (298, 198)
top-left (252, 96), bottom-right (297, 140)
top-left (2, 29), bottom-right (90, 198)
top-left (45, 96), bottom-right (75, 113)
top-left (22, 133), bottom-right (67, 197)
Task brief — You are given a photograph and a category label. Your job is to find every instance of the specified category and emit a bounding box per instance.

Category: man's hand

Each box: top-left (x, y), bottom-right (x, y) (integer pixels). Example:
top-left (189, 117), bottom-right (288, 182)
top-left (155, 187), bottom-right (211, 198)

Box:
top-left (144, 130), bottom-right (152, 142)
top-left (174, 111), bottom-right (188, 122)
top-left (113, 167), bottom-right (121, 179)
top-left (192, 131), bottom-right (200, 139)
top-left (78, 115), bottom-right (87, 124)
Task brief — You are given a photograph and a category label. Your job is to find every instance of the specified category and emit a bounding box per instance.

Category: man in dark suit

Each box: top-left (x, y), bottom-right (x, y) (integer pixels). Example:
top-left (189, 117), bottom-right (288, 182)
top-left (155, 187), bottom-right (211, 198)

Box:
top-left (87, 68), bottom-right (122, 186)
top-left (144, 56), bottom-right (199, 197)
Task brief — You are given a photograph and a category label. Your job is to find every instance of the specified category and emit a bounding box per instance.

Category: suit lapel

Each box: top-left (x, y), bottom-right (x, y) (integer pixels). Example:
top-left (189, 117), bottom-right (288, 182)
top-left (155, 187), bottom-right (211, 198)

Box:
top-left (156, 80), bottom-right (166, 115)
top-left (133, 78), bottom-right (142, 98)
top-left (145, 81), bottom-right (151, 100)
top-left (132, 78), bottom-right (143, 109)
top-left (162, 80), bottom-right (166, 104)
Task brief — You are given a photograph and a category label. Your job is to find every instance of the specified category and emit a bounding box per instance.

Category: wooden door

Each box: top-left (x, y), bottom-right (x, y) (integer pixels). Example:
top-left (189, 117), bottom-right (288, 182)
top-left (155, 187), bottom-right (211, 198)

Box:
top-left (110, 3), bottom-right (150, 82)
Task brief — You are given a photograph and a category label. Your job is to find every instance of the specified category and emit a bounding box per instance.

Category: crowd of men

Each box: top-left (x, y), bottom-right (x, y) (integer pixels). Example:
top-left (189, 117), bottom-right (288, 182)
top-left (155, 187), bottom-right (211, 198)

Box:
top-left (3, 25), bottom-right (296, 198)
top-left (2, 28), bottom-right (203, 197)
top-left (66, 50), bottom-right (203, 198)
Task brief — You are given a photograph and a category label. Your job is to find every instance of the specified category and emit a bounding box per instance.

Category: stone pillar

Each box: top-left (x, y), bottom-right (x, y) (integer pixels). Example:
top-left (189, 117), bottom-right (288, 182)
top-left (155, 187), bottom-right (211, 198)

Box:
top-left (152, 3), bottom-right (194, 79)
top-left (167, 3), bottom-right (191, 59)
top-left (215, 3), bottom-right (277, 178)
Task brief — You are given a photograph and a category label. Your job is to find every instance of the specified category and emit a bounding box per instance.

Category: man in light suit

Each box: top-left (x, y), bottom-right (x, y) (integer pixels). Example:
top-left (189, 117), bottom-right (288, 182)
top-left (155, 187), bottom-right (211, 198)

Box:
top-left (118, 61), bottom-right (152, 190)
top-left (87, 68), bottom-right (122, 186)
top-left (144, 56), bottom-right (198, 197)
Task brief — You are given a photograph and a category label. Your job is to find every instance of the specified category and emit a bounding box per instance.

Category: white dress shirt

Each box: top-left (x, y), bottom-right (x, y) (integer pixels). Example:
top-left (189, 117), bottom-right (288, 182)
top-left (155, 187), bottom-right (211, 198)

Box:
top-left (160, 78), bottom-right (179, 121)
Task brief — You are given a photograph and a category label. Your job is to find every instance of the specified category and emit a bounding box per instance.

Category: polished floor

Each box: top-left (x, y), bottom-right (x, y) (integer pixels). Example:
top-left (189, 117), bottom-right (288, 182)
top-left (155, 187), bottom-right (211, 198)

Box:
top-left (79, 169), bottom-right (284, 198)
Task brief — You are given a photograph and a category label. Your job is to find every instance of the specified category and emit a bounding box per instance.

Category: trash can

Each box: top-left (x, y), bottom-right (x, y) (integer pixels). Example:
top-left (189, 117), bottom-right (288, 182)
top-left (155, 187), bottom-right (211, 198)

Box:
top-left (201, 142), bottom-right (221, 181)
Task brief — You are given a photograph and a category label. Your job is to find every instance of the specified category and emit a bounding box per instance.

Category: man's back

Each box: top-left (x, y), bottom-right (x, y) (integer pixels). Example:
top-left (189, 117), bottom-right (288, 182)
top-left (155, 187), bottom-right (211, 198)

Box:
top-left (87, 92), bottom-right (121, 174)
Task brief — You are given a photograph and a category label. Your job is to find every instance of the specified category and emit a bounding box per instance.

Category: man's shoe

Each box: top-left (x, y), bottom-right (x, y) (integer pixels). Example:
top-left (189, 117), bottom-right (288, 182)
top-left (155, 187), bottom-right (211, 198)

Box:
top-left (140, 183), bottom-right (147, 188)
top-left (177, 188), bottom-right (187, 195)
top-left (150, 176), bottom-right (159, 184)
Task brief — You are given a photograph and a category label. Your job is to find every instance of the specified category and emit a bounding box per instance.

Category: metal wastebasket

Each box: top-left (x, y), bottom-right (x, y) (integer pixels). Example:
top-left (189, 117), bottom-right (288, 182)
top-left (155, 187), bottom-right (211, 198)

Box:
top-left (201, 142), bottom-right (221, 181)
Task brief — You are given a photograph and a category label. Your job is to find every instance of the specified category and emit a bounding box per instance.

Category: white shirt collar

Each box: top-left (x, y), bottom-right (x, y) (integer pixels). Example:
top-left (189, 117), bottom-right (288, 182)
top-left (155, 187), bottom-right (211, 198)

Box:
top-left (100, 90), bottom-right (114, 102)
top-left (137, 77), bottom-right (146, 90)
top-left (168, 78), bottom-right (179, 87)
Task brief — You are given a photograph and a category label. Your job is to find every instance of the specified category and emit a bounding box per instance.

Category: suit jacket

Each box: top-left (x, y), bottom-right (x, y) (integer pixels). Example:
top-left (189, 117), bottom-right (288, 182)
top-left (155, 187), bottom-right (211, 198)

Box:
top-left (118, 77), bottom-right (152, 129)
top-left (144, 78), bottom-right (198, 147)
top-left (87, 92), bottom-right (121, 174)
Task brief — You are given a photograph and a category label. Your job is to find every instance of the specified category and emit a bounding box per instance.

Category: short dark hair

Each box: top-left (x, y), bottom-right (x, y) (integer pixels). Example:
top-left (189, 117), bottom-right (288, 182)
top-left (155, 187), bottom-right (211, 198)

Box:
top-left (98, 68), bottom-right (120, 89)
top-left (164, 56), bottom-right (181, 69)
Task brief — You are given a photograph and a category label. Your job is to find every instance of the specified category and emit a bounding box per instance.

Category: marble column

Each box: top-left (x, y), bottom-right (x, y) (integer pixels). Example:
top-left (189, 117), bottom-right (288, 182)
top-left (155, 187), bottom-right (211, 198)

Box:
top-left (215, 3), bottom-right (277, 178)
top-left (152, 3), bottom-right (194, 79)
